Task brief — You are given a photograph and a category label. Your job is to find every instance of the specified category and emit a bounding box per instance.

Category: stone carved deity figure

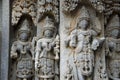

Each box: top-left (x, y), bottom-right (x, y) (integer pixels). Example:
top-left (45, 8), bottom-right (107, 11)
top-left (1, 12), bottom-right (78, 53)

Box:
top-left (35, 17), bottom-right (60, 80)
top-left (106, 15), bottom-right (120, 80)
top-left (64, 6), bottom-right (104, 80)
top-left (11, 19), bottom-right (34, 80)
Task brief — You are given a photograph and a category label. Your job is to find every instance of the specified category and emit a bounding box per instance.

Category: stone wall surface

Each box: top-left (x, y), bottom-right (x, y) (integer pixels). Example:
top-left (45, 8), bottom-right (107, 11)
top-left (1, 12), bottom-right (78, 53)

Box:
top-left (0, 0), bottom-right (2, 55)
top-left (0, 0), bottom-right (2, 79)
top-left (0, 0), bottom-right (120, 80)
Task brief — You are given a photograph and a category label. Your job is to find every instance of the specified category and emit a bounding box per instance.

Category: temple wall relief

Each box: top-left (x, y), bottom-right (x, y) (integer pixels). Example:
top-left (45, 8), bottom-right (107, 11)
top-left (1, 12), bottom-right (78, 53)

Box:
top-left (1, 0), bottom-right (119, 80)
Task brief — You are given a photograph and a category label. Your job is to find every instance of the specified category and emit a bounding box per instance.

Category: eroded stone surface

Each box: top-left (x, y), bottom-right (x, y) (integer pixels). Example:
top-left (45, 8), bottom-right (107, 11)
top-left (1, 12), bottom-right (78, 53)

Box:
top-left (0, 0), bottom-right (120, 80)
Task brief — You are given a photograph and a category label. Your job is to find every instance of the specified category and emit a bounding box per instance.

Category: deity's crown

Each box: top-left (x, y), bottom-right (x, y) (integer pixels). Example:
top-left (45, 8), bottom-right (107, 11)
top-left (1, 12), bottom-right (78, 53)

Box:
top-left (79, 6), bottom-right (90, 21)
top-left (18, 19), bottom-right (31, 33)
top-left (44, 16), bottom-right (55, 30)
top-left (107, 15), bottom-right (120, 31)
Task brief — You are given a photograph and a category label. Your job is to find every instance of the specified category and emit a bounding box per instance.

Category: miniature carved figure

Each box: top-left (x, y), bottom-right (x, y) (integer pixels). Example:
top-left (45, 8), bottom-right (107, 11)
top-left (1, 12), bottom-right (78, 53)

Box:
top-left (106, 15), bottom-right (120, 80)
top-left (64, 6), bottom-right (104, 80)
top-left (35, 17), bottom-right (59, 80)
top-left (10, 19), bottom-right (34, 80)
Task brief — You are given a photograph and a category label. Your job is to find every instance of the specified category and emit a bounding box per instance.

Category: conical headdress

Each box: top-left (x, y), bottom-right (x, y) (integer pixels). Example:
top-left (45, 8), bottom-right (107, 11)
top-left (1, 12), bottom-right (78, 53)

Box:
top-left (79, 6), bottom-right (90, 21)
top-left (18, 19), bottom-right (31, 33)
top-left (44, 16), bottom-right (55, 30)
top-left (107, 15), bottom-right (120, 32)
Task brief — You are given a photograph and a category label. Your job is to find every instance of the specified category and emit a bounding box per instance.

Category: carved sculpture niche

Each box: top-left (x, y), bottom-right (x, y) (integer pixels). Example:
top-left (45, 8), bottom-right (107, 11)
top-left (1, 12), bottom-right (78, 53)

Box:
top-left (10, 18), bottom-right (35, 80)
top-left (11, 0), bottom-right (60, 80)
top-left (11, 0), bottom-right (36, 80)
top-left (35, 16), bottom-right (60, 80)
top-left (105, 15), bottom-right (120, 80)
top-left (6, 0), bottom-right (120, 80)
top-left (64, 6), bottom-right (105, 80)
top-left (34, 0), bottom-right (60, 79)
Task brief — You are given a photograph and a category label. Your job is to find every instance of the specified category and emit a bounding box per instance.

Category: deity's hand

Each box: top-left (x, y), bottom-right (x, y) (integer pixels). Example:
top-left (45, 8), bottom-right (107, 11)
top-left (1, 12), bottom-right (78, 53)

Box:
top-left (11, 52), bottom-right (18, 59)
top-left (75, 45), bottom-right (83, 53)
top-left (91, 39), bottom-right (99, 50)
top-left (70, 42), bottom-right (76, 48)
top-left (97, 37), bottom-right (106, 48)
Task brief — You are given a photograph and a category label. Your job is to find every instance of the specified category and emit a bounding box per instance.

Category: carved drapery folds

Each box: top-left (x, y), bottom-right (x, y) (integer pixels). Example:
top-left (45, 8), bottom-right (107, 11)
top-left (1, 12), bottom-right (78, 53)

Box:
top-left (9, 0), bottom-right (120, 80)
top-left (104, 1), bottom-right (120, 80)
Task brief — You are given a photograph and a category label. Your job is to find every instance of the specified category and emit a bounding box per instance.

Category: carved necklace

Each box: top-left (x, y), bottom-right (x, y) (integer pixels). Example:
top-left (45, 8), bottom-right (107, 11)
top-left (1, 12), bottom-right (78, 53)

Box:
top-left (18, 40), bottom-right (30, 45)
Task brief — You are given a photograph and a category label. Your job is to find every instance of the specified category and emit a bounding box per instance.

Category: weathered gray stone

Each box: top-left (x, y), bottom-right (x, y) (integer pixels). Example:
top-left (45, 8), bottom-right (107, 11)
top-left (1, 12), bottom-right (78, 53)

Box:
top-left (0, 0), bottom-right (2, 79)
top-left (1, 0), bottom-right (10, 80)
top-left (0, 0), bottom-right (120, 80)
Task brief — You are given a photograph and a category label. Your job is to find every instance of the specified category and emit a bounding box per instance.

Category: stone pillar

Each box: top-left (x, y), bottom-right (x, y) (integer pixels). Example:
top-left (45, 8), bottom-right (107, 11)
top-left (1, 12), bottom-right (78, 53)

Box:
top-left (0, 0), bottom-right (10, 80)
top-left (0, 0), bottom-right (2, 79)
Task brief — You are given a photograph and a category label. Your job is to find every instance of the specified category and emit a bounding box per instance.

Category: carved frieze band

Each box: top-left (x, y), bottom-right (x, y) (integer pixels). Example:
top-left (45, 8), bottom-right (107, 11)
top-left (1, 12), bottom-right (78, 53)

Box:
top-left (10, 0), bottom-right (120, 80)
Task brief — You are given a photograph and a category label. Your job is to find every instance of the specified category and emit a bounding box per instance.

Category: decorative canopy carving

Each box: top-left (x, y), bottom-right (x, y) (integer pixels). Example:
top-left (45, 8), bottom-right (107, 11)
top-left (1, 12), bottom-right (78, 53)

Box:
top-left (62, 0), bottom-right (105, 13)
top-left (62, 0), bottom-right (79, 12)
top-left (12, 0), bottom-right (37, 26)
top-left (88, 0), bottom-right (105, 13)
top-left (37, 0), bottom-right (59, 23)
top-left (103, 0), bottom-right (120, 15)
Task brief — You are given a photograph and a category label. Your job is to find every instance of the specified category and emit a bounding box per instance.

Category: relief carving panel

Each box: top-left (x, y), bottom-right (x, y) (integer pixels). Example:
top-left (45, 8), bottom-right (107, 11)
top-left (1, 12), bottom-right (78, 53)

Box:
top-left (105, 15), bottom-right (120, 80)
top-left (10, 18), bottom-right (35, 80)
top-left (64, 6), bottom-right (105, 80)
top-left (35, 17), bottom-right (60, 80)
top-left (5, 0), bottom-right (120, 80)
